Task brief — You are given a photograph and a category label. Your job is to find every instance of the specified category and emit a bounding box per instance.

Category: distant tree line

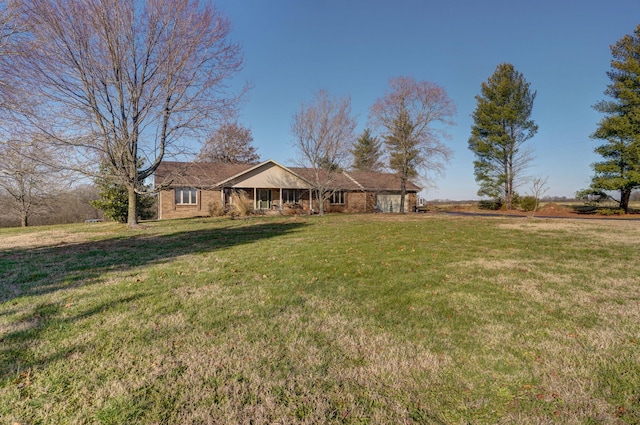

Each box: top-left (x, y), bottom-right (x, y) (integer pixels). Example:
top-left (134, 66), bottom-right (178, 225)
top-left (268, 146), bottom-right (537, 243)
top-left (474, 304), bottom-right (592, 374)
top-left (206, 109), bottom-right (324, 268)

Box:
top-left (0, 185), bottom-right (102, 228)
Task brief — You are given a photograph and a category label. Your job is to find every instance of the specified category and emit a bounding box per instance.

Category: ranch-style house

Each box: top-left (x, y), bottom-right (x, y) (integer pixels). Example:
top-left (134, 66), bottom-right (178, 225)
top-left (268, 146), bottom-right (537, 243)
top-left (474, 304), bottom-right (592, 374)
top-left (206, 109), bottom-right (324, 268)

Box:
top-left (154, 160), bottom-right (421, 219)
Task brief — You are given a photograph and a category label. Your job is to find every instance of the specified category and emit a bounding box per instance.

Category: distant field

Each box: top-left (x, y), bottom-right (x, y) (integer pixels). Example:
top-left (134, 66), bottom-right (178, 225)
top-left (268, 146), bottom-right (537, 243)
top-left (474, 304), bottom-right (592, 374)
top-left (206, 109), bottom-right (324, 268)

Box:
top-left (426, 199), bottom-right (640, 216)
top-left (1, 214), bottom-right (639, 424)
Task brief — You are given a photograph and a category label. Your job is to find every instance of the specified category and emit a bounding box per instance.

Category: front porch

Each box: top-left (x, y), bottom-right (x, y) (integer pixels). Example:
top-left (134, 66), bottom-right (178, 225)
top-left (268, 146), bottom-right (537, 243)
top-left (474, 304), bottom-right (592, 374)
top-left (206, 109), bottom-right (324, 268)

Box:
top-left (223, 187), bottom-right (313, 213)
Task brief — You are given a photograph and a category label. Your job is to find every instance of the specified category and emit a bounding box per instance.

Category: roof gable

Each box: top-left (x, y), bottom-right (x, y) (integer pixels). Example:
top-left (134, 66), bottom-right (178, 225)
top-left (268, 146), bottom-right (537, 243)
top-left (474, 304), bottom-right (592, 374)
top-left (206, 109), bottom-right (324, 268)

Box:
top-left (219, 161), bottom-right (313, 189)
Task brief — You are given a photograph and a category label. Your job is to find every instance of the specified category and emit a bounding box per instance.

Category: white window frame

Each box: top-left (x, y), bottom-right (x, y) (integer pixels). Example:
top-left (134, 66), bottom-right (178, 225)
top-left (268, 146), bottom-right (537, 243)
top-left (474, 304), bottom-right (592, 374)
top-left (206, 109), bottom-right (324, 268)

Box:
top-left (282, 189), bottom-right (301, 204)
top-left (330, 191), bottom-right (345, 205)
top-left (175, 187), bottom-right (197, 205)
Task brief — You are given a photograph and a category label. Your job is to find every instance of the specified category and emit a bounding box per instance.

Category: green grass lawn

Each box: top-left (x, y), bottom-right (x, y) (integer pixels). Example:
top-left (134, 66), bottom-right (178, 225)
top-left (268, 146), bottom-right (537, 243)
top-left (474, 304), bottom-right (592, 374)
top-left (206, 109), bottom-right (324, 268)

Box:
top-left (1, 214), bottom-right (639, 424)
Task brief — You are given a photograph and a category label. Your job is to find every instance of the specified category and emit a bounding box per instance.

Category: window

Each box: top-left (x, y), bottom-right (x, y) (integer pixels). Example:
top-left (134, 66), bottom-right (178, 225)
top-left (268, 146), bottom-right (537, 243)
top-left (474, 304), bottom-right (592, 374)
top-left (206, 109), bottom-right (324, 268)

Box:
top-left (282, 189), bottom-right (300, 204)
top-left (175, 187), bottom-right (197, 205)
top-left (330, 191), bottom-right (345, 204)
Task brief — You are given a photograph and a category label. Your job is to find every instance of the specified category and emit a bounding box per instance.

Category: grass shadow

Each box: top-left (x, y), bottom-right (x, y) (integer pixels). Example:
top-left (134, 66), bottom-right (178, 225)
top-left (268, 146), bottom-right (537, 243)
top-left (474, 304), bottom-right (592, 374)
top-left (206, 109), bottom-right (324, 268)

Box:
top-left (0, 293), bottom-right (146, 382)
top-left (0, 220), bottom-right (307, 384)
top-left (0, 220), bottom-right (307, 303)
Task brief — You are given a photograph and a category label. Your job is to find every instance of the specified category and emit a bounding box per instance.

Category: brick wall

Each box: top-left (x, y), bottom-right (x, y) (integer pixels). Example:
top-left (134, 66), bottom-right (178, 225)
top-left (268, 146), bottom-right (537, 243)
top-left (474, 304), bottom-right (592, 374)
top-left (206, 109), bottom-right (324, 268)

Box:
top-left (159, 188), bottom-right (222, 219)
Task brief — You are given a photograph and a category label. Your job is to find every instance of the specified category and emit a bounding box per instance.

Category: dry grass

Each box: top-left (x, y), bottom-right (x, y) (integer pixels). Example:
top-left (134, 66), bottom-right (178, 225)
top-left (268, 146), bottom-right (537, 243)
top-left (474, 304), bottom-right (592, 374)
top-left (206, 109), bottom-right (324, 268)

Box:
top-left (497, 218), bottom-right (640, 245)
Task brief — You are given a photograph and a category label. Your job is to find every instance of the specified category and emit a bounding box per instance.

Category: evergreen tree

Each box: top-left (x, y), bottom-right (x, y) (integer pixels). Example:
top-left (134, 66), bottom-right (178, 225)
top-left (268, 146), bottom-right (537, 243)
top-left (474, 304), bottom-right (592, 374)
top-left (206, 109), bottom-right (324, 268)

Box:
top-left (91, 166), bottom-right (155, 223)
top-left (468, 63), bottom-right (538, 209)
top-left (351, 128), bottom-right (384, 172)
top-left (587, 24), bottom-right (640, 213)
top-left (385, 109), bottom-right (420, 205)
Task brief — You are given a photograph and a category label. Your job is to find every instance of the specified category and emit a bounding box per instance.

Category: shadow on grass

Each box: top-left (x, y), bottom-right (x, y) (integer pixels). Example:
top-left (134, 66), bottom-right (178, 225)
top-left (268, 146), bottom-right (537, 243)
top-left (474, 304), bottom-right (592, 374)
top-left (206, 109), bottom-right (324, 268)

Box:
top-left (0, 220), bottom-right (307, 385)
top-left (0, 220), bottom-right (307, 303)
top-left (0, 293), bottom-right (146, 382)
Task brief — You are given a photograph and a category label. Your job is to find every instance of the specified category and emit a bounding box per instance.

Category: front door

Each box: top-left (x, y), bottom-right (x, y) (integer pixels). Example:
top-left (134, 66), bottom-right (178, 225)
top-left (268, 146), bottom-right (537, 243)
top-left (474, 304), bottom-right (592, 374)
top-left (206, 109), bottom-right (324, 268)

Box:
top-left (258, 189), bottom-right (271, 209)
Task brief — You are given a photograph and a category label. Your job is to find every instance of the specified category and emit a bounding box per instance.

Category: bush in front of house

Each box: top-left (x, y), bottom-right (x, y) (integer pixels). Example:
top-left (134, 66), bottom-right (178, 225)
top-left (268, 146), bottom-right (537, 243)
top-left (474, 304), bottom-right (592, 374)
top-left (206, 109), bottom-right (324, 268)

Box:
top-left (208, 199), bottom-right (225, 217)
top-left (229, 191), bottom-right (253, 217)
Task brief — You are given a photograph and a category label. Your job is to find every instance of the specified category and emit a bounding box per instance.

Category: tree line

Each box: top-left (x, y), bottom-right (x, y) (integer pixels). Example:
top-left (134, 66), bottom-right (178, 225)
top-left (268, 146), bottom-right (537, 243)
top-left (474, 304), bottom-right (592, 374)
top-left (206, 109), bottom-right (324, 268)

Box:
top-left (1, 1), bottom-right (639, 227)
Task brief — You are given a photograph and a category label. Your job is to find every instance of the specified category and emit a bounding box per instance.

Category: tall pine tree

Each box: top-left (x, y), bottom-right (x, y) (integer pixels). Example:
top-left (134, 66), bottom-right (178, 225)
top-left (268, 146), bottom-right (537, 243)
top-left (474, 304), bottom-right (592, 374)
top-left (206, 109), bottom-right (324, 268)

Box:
top-left (587, 24), bottom-right (640, 213)
top-left (351, 128), bottom-right (384, 172)
top-left (468, 63), bottom-right (537, 209)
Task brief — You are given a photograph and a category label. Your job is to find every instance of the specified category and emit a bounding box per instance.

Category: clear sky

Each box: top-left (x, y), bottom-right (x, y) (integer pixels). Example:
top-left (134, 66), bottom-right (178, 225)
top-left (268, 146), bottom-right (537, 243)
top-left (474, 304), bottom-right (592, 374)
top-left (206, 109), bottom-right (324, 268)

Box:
top-left (214, 0), bottom-right (639, 200)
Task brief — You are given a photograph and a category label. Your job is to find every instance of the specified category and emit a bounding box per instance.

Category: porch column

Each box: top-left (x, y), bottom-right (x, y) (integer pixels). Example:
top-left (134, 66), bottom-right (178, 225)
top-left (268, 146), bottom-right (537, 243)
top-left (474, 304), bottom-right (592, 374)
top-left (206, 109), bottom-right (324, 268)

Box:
top-left (253, 187), bottom-right (257, 210)
top-left (279, 188), bottom-right (283, 209)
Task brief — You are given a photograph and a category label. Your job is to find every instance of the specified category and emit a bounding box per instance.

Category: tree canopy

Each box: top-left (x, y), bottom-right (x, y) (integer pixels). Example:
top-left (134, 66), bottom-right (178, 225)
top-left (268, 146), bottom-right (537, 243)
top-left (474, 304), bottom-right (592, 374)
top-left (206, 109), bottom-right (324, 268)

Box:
top-left (7, 0), bottom-right (244, 227)
top-left (198, 122), bottom-right (260, 164)
top-left (468, 63), bottom-right (537, 209)
top-left (586, 24), bottom-right (640, 213)
top-left (369, 76), bottom-right (455, 213)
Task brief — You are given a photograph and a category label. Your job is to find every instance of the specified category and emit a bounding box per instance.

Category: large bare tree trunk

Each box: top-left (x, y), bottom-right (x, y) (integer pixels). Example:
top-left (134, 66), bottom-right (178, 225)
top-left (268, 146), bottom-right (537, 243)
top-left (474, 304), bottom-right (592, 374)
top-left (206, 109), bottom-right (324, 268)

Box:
top-left (127, 186), bottom-right (138, 227)
top-left (316, 190), bottom-right (325, 215)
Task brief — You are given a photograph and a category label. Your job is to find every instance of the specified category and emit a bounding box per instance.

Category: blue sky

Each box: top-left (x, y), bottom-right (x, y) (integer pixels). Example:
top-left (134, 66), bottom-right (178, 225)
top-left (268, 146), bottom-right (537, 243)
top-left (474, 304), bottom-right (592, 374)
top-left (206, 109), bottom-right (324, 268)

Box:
top-left (215, 0), bottom-right (639, 200)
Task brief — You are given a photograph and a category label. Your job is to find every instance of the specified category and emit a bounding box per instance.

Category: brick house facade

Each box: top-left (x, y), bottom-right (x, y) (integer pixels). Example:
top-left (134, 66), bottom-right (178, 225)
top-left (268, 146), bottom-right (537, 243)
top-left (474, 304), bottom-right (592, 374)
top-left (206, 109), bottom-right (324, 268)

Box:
top-left (154, 160), bottom-right (420, 219)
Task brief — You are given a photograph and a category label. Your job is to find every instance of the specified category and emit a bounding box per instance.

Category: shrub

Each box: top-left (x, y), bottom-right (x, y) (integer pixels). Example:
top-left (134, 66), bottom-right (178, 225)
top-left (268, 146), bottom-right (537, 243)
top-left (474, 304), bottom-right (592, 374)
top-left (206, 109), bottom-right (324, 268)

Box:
top-left (596, 208), bottom-right (625, 216)
top-left (208, 199), bottom-right (225, 217)
top-left (511, 193), bottom-right (521, 208)
top-left (229, 191), bottom-right (253, 217)
top-left (282, 203), bottom-right (304, 216)
top-left (478, 199), bottom-right (502, 210)
top-left (520, 196), bottom-right (537, 212)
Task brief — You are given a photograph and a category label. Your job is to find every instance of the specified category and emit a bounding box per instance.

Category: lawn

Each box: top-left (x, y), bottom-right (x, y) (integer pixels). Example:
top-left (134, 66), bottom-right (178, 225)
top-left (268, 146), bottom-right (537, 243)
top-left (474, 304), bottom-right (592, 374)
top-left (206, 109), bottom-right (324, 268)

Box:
top-left (1, 214), bottom-right (639, 424)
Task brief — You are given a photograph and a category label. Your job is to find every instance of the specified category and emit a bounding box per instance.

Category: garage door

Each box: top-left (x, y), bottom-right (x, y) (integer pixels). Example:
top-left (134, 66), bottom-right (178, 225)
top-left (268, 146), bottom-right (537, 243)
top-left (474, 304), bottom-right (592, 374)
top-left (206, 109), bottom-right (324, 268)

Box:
top-left (376, 194), bottom-right (408, 213)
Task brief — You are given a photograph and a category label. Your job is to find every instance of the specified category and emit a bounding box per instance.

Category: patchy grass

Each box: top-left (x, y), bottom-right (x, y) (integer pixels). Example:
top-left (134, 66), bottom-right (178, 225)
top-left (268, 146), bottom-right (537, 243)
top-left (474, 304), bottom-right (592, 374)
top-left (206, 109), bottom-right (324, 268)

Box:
top-left (1, 214), bottom-right (639, 424)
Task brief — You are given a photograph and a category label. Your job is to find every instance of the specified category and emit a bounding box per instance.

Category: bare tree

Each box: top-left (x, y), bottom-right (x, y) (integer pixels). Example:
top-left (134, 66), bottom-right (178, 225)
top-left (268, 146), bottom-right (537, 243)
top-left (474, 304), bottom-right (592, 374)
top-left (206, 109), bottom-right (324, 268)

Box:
top-left (291, 89), bottom-right (356, 215)
top-left (529, 175), bottom-right (549, 213)
top-left (370, 77), bottom-right (456, 213)
top-left (0, 2), bottom-right (25, 114)
top-left (198, 121), bottom-right (260, 164)
top-left (0, 137), bottom-right (70, 227)
top-left (9, 0), bottom-right (245, 227)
